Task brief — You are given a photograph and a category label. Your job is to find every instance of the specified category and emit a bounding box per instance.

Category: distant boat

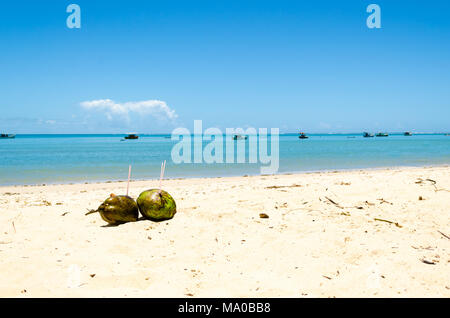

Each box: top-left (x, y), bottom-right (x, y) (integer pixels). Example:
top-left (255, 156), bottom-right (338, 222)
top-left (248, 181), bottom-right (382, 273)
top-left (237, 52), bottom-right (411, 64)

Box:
top-left (363, 132), bottom-right (374, 138)
top-left (124, 133), bottom-right (139, 140)
top-left (299, 132), bottom-right (309, 139)
top-left (233, 134), bottom-right (248, 140)
top-left (404, 132), bottom-right (413, 136)
top-left (0, 134), bottom-right (15, 139)
top-left (376, 132), bottom-right (389, 137)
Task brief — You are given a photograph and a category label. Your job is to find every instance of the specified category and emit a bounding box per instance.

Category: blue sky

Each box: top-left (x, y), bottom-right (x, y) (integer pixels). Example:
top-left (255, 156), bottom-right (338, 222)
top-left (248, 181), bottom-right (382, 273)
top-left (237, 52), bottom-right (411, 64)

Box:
top-left (1, 0), bottom-right (449, 133)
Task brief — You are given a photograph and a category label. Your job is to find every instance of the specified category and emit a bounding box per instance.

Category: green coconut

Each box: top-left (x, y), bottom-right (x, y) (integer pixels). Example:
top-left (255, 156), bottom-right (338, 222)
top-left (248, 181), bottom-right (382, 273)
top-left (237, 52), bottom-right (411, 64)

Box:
top-left (137, 189), bottom-right (176, 221)
top-left (86, 194), bottom-right (139, 225)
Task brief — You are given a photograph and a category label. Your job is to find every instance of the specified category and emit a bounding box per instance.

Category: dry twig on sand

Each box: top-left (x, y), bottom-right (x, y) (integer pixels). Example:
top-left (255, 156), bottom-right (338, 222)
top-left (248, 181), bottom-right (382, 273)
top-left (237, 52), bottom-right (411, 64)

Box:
top-left (414, 178), bottom-right (450, 192)
top-left (438, 231), bottom-right (450, 240)
top-left (324, 196), bottom-right (343, 209)
top-left (265, 184), bottom-right (302, 189)
top-left (415, 178), bottom-right (436, 185)
top-left (374, 218), bottom-right (402, 228)
top-left (321, 196), bottom-right (364, 211)
top-left (377, 198), bottom-right (393, 205)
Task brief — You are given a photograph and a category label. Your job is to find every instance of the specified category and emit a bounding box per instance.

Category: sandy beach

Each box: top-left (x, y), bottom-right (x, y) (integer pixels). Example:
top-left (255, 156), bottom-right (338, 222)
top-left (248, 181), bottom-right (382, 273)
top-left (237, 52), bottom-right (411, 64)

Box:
top-left (0, 166), bottom-right (449, 298)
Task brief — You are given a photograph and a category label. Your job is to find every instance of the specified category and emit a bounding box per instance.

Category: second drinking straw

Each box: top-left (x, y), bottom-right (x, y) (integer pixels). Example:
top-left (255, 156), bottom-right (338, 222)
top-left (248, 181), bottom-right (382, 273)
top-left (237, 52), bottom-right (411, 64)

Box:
top-left (159, 160), bottom-right (166, 191)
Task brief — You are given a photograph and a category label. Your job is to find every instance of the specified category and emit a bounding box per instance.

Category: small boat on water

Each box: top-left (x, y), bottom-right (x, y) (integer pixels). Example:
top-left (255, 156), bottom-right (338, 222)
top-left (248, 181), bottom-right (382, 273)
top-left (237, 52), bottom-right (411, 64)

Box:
top-left (376, 132), bottom-right (389, 137)
top-left (233, 134), bottom-right (248, 140)
top-left (404, 132), bottom-right (413, 136)
top-left (299, 132), bottom-right (308, 139)
top-left (124, 133), bottom-right (139, 140)
top-left (0, 134), bottom-right (15, 139)
top-left (363, 132), bottom-right (374, 138)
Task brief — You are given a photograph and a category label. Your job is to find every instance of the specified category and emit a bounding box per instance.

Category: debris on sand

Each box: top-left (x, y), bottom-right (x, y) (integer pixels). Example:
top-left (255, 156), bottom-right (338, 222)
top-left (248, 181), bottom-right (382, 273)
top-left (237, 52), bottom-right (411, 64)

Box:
top-left (420, 258), bottom-right (436, 265)
top-left (438, 231), bottom-right (450, 240)
top-left (265, 184), bottom-right (302, 189)
top-left (324, 196), bottom-right (343, 209)
top-left (377, 198), bottom-right (393, 205)
top-left (415, 178), bottom-right (436, 185)
top-left (374, 218), bottom-right (402, 228)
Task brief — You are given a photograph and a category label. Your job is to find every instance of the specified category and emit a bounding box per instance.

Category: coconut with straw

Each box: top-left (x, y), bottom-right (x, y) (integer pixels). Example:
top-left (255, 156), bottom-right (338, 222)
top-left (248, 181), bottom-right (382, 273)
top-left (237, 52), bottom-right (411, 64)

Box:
top-left (85, 165), bottom-right (139, 225)
top-left (137, 160), bottom-right (177, 221)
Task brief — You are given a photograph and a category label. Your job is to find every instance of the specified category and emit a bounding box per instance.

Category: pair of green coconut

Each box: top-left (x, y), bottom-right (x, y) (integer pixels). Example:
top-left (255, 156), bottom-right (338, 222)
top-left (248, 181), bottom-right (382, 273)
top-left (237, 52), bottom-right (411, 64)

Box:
top-left (86, 189), bottom-right (176, 225)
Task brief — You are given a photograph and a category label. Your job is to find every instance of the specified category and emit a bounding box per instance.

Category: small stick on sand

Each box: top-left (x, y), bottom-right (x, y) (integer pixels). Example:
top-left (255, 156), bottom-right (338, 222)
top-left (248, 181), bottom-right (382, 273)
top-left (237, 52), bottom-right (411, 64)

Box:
top-left (324, 196), bottom-right (343, 209)
top-left (126, 165), bottom-right (131, 196)
top-left (438, 231), bottom-right (450, 240)
top-left (377, 198), bottom-right (393, 205)
top-left (374, 218), bottom-right (402, 228)
top-left (265, 184), bottom-right (302, 189)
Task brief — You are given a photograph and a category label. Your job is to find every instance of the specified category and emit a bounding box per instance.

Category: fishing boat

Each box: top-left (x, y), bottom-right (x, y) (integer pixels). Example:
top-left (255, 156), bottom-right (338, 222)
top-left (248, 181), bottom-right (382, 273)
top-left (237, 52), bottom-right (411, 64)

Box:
top-left (404, 132), bottom-right (412, 136)
top-left (0, 134), bottom-right (15, 139)
top-left (299, 132), bottom-right (308, 139)
top-left (376, 132), bottom-right (389, 137)
top-left (233, 134), bottom-right (248, 140)
top-left (124, 133), bottom-right (139, 140)
top-left (363, 132), bottom-right (374, 138)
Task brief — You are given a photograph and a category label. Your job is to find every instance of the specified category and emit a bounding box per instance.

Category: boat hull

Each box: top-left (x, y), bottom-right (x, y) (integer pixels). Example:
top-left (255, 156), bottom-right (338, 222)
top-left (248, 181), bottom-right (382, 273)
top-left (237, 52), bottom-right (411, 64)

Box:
top-left (0, 134), bottom-right (15, 139)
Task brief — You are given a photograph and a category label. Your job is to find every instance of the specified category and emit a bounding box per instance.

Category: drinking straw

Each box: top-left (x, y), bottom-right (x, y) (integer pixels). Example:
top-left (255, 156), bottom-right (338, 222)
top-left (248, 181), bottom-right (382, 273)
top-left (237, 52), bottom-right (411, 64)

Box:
top-left (126, 165), bottom-right (131, 196)
top-left (159, 160), bottom-right (166, 191)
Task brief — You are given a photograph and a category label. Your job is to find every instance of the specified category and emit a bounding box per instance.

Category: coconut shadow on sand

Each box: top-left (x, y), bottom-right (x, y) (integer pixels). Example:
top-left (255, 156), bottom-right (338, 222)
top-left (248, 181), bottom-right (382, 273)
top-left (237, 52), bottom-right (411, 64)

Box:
top-left (99, 215), bottom-right (174, 227)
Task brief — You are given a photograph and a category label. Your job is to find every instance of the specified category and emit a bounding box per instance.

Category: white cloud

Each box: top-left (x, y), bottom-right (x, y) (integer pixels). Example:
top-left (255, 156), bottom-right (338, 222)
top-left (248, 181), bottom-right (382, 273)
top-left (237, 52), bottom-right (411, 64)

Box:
top-left (80, 99), bottom-right (178, 122)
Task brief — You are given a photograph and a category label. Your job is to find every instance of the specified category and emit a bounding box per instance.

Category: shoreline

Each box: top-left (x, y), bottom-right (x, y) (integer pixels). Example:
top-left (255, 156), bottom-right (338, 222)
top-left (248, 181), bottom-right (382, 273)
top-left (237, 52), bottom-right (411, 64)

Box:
top-left (1, 165), bottom-right (449, 297)
top-left (2, 163), bottom-right (449, 188)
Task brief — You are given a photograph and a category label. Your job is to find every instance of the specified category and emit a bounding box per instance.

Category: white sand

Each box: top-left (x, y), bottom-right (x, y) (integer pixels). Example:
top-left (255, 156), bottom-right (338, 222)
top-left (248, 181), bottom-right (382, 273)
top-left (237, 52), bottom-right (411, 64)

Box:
top-left (0, 166), bottom-right (449, 297)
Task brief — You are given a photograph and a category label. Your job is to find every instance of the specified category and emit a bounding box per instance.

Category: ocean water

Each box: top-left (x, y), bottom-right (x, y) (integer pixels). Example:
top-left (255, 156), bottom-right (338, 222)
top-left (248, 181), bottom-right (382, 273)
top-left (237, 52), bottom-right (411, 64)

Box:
top-left (0, 134), bottom-right (449, 186)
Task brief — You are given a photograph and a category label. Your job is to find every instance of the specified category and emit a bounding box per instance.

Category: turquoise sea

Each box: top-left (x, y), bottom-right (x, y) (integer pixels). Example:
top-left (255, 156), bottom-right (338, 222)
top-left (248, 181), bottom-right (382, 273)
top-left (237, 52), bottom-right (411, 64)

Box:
top-left (0, 134), bottom-right (449, 186)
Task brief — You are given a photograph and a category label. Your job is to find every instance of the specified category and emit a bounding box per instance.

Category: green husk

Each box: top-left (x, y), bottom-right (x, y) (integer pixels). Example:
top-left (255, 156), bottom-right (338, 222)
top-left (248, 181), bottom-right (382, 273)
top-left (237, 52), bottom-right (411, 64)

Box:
top-left (137, 189), bottom-right (176, 221)
top-left (86, 194), bottom-right (139, 225)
